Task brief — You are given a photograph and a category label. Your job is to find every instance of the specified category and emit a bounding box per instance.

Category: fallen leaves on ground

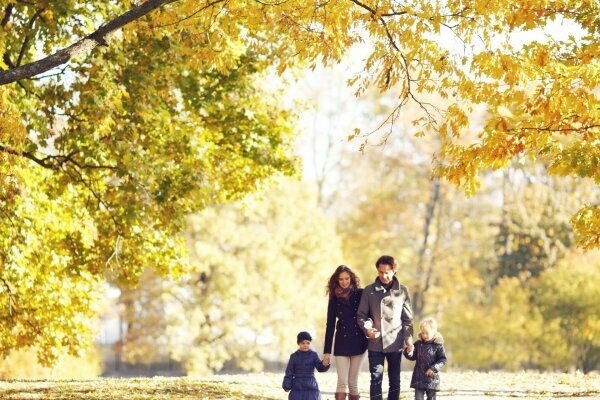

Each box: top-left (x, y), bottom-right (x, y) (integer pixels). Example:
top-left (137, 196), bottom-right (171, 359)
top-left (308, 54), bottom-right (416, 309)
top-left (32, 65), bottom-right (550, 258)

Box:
top-left (0, 371), bottom-right (598, 399)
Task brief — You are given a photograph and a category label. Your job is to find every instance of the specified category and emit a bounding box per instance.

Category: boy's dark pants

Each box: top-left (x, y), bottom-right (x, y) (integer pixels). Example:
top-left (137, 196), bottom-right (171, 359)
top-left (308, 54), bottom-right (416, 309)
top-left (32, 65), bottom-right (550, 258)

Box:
top-left (367, 350), bottom-right (402, 400)
top-left (415, 389), bottom-right (436, 400)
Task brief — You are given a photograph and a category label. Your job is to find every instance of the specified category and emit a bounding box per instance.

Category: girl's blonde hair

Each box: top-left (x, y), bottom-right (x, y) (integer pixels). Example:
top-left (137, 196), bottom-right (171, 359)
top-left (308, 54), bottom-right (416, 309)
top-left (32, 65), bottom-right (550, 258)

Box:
top-left (419, 317), bottom-right (438, 332)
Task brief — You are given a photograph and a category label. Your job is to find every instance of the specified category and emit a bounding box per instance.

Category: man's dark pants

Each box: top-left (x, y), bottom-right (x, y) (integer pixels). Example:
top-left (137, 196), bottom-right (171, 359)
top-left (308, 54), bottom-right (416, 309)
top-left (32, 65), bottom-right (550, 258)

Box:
top-left (367, 350), bottom-right (402, 400)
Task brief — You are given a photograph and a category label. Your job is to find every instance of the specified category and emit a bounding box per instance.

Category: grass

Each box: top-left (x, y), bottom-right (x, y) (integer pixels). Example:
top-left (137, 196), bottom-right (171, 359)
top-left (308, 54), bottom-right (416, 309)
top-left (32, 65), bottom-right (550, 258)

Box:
top-left (0, 371), bottom-right (599, 399)
top-left (0, 378), bottom-right (272, 400)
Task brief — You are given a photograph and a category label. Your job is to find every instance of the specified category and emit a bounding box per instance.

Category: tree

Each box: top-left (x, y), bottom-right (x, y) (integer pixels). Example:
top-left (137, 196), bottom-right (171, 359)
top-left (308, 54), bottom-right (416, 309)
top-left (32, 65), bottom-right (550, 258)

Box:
top-left (2, 0), bottom-right (598, 363)
top-left (115, 179), bottom-right (342, 373)
top-left (442, 276), bottom-right (572, 371)
top-left (333, 107), bottom-right (499, 319)
top-left (1, 23), bottom-right (298, 362)
top-left (444, 249), bottom-right (600, 373)
top-left (0, 347), bottom-right (102, 379)
top-left (494, 165), bottom-right (596, 281)
top-left (535, 251), bottom-right (600, 373)
top-left (115, 270), bottom-right (177, 369)
top-left (327, 90), bottom-right (597, 371)
top-left (2, 0), bottom-right (598, 246)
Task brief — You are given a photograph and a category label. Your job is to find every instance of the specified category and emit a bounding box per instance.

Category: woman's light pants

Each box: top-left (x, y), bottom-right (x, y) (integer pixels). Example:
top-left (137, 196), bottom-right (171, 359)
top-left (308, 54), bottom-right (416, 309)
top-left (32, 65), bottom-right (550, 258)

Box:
top-left (335, 353), bottom-right (366, 395)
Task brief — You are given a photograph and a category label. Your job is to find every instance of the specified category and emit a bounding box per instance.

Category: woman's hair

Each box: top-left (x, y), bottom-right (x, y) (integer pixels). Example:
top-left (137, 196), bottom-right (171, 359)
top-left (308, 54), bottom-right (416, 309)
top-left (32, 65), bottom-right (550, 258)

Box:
top-left (326, 265), bottom-right (361, 297)
top-left (420, 317), bottom-right (438, 332)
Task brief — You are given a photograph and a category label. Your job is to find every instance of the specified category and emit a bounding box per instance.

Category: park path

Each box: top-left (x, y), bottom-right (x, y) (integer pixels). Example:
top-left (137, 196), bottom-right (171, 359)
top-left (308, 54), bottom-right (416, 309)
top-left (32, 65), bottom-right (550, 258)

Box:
top-left (198, 371), bottom-right (600, 400)
top-left (0, 371), bottom-right (598, 399)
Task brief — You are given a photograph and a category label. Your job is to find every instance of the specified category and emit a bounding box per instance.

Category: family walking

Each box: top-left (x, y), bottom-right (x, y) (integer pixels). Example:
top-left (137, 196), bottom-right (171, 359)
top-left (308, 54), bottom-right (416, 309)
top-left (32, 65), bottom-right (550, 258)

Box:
top-left (282, 255), bottom-right (448, 400)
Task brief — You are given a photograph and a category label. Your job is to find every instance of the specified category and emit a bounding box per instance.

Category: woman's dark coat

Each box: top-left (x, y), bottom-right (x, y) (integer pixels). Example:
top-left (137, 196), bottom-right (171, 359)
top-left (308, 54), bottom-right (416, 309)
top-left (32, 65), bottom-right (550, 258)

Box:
top-left (282, 349), bottom-right (330, 400)
top-left (403, 332), bottom-right (447, 391)
top-left (324, 288), bottom-right (368, 356)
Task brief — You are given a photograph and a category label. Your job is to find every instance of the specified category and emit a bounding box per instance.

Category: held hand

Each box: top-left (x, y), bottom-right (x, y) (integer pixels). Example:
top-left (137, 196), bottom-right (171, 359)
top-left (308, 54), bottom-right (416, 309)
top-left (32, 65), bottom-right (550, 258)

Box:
top-left (322, 355), bottom-right (331, 367)
top-left (425, 369), bottom-right (435, 377)
top-left (405, 342), bottom-right (414, 355)
top-left (366, 328), bottom-right (379, 338)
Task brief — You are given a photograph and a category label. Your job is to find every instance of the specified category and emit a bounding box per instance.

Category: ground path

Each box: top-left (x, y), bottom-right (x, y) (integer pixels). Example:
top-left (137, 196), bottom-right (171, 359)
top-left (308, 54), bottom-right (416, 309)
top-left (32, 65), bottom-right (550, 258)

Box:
top-left (207, 371), bottom-right (600, 399)
top-left (0, 371), bottom-right (598, 399)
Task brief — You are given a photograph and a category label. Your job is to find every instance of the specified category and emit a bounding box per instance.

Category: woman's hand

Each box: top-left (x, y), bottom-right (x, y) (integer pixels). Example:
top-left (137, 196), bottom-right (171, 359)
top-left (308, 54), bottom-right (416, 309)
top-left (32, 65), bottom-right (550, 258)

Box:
top-left (322, 354), bottom-right (331, 366)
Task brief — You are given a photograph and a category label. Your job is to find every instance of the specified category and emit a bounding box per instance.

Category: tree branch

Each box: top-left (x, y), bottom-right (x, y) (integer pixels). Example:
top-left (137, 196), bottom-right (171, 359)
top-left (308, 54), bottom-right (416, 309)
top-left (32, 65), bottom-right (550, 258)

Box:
top-left (62, 164), bottom-right (124, 233)
top-left (1, 3), bottom-right (14, 27)
top-left (347, 0), bottom-right (376, 14)
top-left (512, 124), bottom-right (600, 134)
top-left (156, 0), bottom-right (226, 28)
top-left (0, 144), bottom-right (117, 170)
top-left (0, 0), bottom-right (180, 85)
top-left (15, 8), bottom-right (44, 67)
top-left (0, 276), bottom-right (17, 317)
top-left (0, 143), bottom-right (54, 168)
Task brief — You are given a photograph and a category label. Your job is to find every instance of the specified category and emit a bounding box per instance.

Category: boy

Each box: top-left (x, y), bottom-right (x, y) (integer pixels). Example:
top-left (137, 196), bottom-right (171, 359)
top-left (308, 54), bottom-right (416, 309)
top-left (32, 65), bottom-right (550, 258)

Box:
top-left (282, 331), bottom-right (330, 400)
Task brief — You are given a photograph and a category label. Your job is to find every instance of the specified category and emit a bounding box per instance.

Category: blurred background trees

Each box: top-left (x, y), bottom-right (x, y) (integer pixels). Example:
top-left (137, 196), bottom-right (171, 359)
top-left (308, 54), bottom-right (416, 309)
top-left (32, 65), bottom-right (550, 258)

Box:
top-left (113, 179), bottom-right (340, 374)
top-left (1, 0), bottom-right (598, 377)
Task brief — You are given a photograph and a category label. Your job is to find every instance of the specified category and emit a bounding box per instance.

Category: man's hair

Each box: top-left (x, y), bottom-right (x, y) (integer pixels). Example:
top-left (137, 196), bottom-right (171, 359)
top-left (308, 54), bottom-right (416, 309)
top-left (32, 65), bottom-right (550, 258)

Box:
top-left (420, 317), bottom-right (438, 332)
top-left (375, 255), bottom-right (396, 268)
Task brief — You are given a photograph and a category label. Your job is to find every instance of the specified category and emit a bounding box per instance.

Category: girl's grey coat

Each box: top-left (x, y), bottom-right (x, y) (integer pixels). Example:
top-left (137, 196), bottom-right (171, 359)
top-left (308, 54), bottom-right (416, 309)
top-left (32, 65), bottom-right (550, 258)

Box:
top-left (403, 333), bottom-right (447, 391)
top-left (357, 276), bottom-right (414, 352)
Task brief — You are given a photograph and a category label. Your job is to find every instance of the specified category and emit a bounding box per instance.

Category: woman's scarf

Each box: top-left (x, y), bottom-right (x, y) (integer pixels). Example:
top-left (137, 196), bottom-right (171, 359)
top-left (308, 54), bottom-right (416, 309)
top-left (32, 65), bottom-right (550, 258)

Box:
top-left (334, 286), bottom-right (352, 300)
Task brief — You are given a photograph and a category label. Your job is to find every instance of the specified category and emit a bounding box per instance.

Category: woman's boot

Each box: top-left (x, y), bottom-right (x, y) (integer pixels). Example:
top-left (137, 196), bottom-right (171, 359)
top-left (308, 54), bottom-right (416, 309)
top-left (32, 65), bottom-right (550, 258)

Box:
top-left (334, 393), bottom-right (347, 400)
top-left (348, 395), bottom-right (360, 400)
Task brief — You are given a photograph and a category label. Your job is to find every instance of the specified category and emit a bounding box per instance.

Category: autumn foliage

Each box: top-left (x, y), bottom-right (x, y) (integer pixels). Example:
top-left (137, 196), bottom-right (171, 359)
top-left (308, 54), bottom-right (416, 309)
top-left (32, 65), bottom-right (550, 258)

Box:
top-left (0, 0), bottom-right (598, 370)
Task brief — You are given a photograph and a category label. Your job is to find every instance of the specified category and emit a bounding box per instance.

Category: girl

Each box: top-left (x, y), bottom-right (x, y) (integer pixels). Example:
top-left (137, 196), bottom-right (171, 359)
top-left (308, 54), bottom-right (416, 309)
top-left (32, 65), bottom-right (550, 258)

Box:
top-left (404, 317), bottom-right (447, 400)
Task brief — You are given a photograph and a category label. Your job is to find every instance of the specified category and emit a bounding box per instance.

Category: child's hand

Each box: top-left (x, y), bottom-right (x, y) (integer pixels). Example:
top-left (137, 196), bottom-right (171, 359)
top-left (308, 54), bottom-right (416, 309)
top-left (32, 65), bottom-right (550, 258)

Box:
top-left (425, 368), bottom-right (435, 377)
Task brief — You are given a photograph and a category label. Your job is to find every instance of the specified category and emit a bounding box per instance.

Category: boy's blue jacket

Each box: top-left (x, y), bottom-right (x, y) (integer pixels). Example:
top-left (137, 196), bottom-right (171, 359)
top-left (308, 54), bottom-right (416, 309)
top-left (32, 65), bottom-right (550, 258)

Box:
top-left (282, 349), bottom-right (329, 400)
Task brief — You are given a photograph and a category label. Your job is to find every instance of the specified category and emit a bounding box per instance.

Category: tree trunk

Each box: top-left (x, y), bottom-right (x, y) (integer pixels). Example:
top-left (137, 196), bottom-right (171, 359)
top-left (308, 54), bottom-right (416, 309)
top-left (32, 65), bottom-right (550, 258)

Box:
top-left (412, 177), bottom-right (440, 319)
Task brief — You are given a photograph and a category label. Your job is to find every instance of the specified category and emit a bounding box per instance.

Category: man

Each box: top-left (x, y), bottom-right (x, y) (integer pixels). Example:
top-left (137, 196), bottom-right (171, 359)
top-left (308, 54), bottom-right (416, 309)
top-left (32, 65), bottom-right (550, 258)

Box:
top-left (357, 255), bottom-right (414, 400)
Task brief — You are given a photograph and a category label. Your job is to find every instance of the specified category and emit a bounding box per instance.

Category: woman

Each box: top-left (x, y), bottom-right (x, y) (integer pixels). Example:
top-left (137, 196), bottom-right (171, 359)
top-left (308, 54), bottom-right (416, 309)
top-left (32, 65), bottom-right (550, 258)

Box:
top-left (323, 265), bottom-right (368, 400)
